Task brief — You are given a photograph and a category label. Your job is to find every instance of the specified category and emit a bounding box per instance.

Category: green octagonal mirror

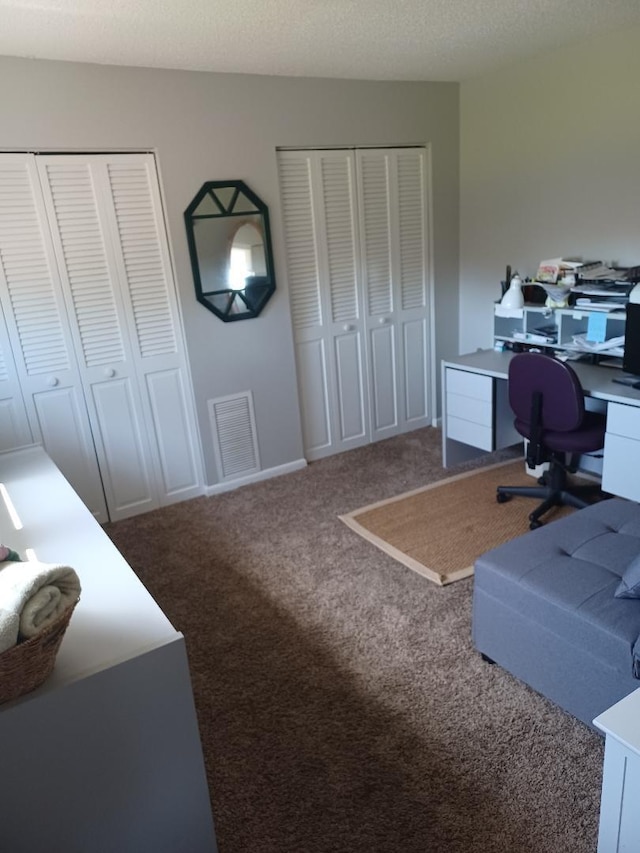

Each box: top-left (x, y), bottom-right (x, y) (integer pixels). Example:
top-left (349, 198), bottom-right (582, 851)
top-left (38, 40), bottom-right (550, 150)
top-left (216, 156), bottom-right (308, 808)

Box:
top-left (184, 180), bottom-right (276, 322)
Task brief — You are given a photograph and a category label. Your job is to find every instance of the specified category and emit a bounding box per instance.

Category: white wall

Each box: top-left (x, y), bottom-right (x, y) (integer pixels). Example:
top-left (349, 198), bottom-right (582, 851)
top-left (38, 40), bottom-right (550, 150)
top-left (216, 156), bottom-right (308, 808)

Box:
top-left (0, 57), bottom-right (459, 485)
top-left (460, 25), bottom-right (640, 355)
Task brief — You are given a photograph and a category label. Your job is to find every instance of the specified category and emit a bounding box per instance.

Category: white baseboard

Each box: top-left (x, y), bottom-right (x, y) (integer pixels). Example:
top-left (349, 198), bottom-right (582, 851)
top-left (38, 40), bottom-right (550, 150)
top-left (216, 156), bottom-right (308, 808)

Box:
top-left (205, 458), bottom-right (307, 495)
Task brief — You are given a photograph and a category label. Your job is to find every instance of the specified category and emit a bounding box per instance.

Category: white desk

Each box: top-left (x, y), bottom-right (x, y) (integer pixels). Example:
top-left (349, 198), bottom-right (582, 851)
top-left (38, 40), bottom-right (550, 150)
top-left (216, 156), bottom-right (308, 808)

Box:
top-left (594, 688), bottom-right (640, 853)
top-left (0, 446), bottom-right (217, 853)
top-left (442, 350), bottom-right (640, 502)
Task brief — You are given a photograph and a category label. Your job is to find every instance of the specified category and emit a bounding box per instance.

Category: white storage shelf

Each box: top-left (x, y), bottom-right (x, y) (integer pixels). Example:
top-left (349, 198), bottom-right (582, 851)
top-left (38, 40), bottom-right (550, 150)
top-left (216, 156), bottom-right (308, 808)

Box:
top-left (494, 304), bottom-right (626, 352)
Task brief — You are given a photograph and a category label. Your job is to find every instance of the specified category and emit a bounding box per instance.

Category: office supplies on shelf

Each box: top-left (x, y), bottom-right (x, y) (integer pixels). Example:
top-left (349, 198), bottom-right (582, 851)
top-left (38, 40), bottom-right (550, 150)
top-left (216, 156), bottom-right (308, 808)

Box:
top-left (587, 312), bottom-right (607, 343)
top-left (513, 331), bottom-right (555, 344)
top-left (537, 282), bottom-right (571, 306)
top-left (573, 283), bottom-right (630, 296)
top-left (534, 257), bottom-right (586, 285)
top-left (535, 259), bottom-right (562, 283)
top-left (575, 263), bottom-right (624, 280)
top-left (569, 334), bottom-right (625, 353)
top-left (494, 302), bottom-right (627, 359)
top-left (532, 323), bottom-right (558, 339)
top-left (574, 300), bottom-right (626, 311)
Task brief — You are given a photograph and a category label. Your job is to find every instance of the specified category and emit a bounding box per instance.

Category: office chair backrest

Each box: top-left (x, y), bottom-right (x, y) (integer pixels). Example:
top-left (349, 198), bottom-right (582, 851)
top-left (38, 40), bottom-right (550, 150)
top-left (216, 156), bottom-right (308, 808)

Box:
top-left (508, 352), bottom-right (585, 433)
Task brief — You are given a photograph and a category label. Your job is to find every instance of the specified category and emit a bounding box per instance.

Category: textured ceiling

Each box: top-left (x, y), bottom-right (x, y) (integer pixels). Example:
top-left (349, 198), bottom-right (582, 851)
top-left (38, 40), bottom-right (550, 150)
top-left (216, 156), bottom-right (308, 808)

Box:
top-left (1, 0), bottom-right (640, 82)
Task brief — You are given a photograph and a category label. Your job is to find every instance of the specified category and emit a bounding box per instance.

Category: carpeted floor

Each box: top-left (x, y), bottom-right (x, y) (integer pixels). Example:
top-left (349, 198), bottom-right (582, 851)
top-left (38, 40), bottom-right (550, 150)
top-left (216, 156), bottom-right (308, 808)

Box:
top-left (105, 427), bottom-right (604, 853)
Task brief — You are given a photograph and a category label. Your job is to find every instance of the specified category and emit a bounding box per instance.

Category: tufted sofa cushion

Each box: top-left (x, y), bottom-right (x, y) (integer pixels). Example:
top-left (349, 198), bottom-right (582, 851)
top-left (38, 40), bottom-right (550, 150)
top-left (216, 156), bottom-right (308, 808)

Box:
top-left (474, 498), bottom-right (640, 678)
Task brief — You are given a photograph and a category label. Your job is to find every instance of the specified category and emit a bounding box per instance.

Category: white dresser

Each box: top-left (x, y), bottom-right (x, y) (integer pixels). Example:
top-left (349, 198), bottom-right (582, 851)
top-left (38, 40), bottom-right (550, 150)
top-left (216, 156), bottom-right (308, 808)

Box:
top-left (0, 446), bottom-right (217, 852)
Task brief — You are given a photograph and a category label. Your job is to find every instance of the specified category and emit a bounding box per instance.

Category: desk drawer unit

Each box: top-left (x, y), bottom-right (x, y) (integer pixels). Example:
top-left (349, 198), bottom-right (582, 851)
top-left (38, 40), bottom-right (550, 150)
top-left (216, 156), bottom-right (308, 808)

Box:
top-left (446, 369), bottom-right (493, 451)
top-left (602, 402), bottom-right (640, 502)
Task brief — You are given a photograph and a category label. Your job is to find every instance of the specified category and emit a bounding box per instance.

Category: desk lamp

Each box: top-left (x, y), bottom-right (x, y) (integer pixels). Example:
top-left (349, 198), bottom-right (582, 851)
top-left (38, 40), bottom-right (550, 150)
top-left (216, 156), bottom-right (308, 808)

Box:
top-left (500, 273), bottom-right (524, 309)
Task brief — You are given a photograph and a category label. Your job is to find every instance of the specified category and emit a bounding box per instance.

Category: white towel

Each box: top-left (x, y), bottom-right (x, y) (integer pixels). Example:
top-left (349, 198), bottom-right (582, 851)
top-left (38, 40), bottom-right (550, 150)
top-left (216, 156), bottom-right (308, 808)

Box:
top-left (0, 561), bottom-right (81, 654)
top-left (0, 608), bottom-right (19, 654)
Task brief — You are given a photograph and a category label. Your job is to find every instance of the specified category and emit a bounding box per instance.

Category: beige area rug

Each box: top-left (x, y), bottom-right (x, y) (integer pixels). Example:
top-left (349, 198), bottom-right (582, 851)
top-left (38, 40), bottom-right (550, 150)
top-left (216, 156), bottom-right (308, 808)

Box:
top-left (339, 458), bottom-right (579, 586)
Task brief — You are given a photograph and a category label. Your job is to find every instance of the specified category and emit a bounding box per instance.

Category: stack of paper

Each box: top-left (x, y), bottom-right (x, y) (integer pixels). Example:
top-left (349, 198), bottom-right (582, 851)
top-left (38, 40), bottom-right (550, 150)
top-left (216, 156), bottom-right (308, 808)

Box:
top-left (570, 334), bottom-right (625, 353)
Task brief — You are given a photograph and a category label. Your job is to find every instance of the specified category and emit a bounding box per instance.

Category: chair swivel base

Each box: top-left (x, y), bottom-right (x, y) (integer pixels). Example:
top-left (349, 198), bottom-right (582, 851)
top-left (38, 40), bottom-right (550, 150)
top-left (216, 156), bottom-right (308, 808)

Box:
top-left (496, 470), bottom-right (604, 530)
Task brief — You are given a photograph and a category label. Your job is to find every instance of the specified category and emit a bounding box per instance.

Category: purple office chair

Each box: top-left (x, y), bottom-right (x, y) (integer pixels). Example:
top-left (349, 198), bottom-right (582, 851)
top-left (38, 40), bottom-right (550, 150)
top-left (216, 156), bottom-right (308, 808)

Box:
top-left (496, 352), bottom-right (607, 529)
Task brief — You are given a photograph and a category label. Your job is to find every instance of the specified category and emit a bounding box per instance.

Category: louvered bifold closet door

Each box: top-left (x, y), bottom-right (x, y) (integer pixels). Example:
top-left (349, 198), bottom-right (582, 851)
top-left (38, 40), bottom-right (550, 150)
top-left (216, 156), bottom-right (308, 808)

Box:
top-left (35, 154), bottom-right (201, 521)
top-left (99, 156), bottom-right (201, 507)
top-left (0, 153), bottom-right (109, 520)
top-left (278, 149), bottom-right (369, 460)
top-left (0, 301), bottom-right (33, 453)
top-left (356, 147), bottom-right (431, 439)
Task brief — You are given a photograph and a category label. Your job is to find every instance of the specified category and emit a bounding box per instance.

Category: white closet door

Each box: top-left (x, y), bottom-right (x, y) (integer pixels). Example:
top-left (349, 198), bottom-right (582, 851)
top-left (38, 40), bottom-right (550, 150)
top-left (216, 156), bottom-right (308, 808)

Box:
top-left (35, 156), bottom-right (158, 520)
top-left (279, 146), bottom-right (432, 461)
top-left (278, 149), bottom-right (369, 460)
top-left (100, 157), bottom-right (202, 505)
top-left (356, 147), bottom-right (431, 440)
top-left (36, 154), bottom-right (201, 521)
top-left (0, 154), bottom-right (109, 521)
top-left (0, 304), bottom-right (32, 453)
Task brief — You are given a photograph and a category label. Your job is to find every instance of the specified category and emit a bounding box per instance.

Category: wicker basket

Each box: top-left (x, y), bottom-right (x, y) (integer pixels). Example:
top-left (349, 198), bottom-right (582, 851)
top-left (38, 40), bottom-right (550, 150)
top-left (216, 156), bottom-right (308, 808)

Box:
top-left (0, 600), bottom-right (78, 705)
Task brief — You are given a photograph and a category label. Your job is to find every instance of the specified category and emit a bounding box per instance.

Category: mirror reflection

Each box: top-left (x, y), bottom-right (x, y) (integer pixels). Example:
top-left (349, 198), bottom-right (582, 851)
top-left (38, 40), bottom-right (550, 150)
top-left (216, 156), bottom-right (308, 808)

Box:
top-left (184, 181), bottom-right (276, 322)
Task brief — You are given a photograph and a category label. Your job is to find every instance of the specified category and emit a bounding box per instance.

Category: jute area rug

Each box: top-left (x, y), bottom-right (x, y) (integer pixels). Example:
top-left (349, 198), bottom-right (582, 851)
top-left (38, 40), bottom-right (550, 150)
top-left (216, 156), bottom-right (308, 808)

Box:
top-left (339, 458), bottom-right (578, 586)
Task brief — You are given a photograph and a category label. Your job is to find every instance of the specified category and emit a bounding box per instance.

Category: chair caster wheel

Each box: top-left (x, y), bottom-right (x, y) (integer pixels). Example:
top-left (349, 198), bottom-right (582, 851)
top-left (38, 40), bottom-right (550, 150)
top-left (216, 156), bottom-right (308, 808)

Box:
top-left (496, 493), bottom-right (511, 503)
top-left (529, 519), bottom-right (543, 530)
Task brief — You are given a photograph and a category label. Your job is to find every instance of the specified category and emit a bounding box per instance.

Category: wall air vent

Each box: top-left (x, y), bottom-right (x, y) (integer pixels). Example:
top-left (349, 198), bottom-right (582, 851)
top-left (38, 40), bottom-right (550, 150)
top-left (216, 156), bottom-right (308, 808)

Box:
top-left (208, 391), bottom-right (261, 481)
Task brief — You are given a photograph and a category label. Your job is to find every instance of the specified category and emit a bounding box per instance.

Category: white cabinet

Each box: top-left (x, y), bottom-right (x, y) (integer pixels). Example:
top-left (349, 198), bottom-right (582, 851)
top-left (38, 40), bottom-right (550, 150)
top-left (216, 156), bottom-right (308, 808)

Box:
top-left (602, 402), bottom-right (640, 502)
top-left (0, 153), bottom-right (202, 522)
top-left (278, 147), bottom-right (432, 461)
top-left (441, 354), bottom-right (522, 467)
top-left (445, 369), bottom-right (493, 451)
top-left (594, 688), bottom-right (640, 853)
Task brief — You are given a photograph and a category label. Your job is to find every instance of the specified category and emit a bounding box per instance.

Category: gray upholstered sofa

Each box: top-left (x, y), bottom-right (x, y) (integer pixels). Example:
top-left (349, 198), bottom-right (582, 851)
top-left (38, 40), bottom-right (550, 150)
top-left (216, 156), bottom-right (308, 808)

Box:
top-left (472, 498), bottom-right (640, 731)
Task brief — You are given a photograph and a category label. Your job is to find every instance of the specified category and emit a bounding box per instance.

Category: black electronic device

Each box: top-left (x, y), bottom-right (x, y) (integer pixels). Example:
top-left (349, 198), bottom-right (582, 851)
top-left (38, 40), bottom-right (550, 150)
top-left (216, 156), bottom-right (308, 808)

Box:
top-left (611, 302), bottom-right (640, 388)
top-left (623, 303), bottom-right (640, 379)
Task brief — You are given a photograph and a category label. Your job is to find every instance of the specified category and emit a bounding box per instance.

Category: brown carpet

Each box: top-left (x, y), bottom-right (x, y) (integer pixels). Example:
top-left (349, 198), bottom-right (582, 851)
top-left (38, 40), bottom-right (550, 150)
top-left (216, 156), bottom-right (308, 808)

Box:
top-left (340, 458), bottom-right (577, 585)
top-left (105, 428), bottom-right (603, 853)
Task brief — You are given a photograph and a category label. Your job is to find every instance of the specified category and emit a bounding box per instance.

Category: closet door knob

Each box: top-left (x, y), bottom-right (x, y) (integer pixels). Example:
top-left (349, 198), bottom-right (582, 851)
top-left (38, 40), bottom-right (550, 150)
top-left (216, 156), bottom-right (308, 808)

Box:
top-left (47, 376), bottom-right (59, 387)
top-left (343, 324), bottom-right (355, 332)
top-left (104, 368), bottom-right (116, 378)
top-left (378, 316), bottom-right (390, 325)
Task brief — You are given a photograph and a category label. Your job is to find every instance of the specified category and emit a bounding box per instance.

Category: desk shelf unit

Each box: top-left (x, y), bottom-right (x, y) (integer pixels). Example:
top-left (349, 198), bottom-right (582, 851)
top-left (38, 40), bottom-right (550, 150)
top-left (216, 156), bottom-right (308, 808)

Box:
top-left (494, 303), bottom-right (626, 355)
